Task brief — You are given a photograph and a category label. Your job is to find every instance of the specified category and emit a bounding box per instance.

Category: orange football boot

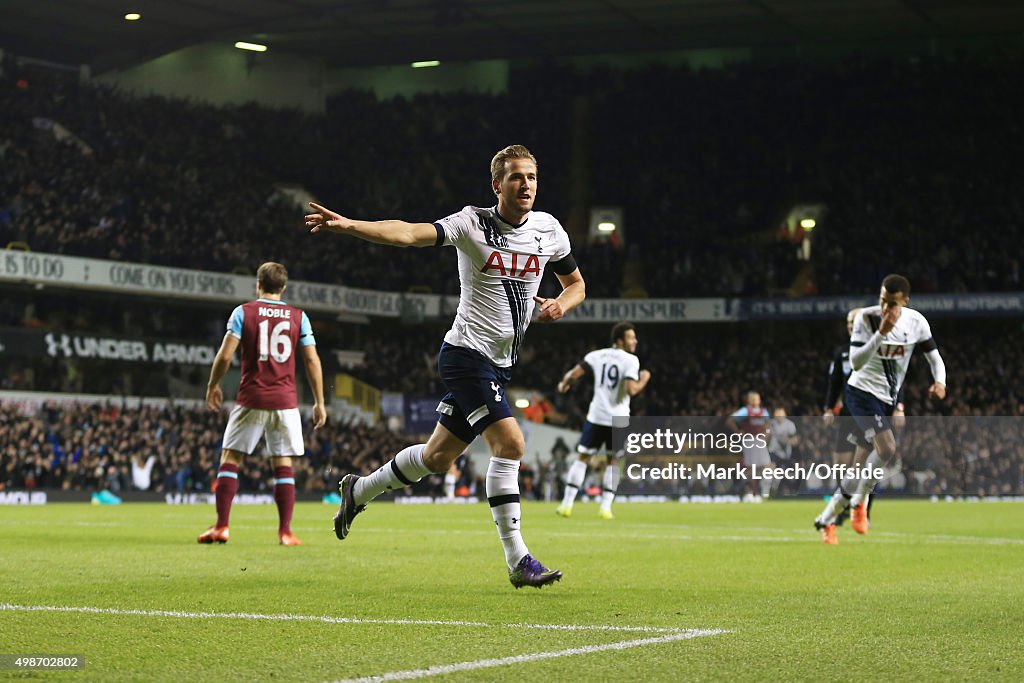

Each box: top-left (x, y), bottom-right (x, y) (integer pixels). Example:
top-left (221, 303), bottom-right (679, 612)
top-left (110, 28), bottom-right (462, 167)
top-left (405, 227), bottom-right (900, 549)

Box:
top-left (278, 532), bottom-right (303, 546)
top-left (197, 526), bottom-right (230, 544)
top-left (851, 503), bottom-right (870, 535)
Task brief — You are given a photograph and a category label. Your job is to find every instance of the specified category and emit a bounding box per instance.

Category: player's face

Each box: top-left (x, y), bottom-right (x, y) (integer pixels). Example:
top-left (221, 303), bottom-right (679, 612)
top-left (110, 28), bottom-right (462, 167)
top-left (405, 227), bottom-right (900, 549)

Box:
top-left (748, 392), bottom-right (761, 408)
top-left (620, 329), bottom-right (638, 353)
top-left (494, 158), bottom-right (537, 218)
top-left (879, 286), bottom-right (908, 319)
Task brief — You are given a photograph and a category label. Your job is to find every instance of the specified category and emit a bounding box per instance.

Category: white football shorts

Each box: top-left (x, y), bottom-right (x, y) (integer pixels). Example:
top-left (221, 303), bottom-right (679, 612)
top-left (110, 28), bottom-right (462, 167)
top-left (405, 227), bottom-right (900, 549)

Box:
top-left (222, 405), bottom-right (304, 456)
top-left (742, 444), bottom-right (771, 467)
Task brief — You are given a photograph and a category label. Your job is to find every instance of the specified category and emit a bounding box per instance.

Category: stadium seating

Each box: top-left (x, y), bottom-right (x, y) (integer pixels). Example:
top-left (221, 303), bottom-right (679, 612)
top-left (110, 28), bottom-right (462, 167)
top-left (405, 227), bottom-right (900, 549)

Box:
top-left (3, 55), bottom-right (1022, 296)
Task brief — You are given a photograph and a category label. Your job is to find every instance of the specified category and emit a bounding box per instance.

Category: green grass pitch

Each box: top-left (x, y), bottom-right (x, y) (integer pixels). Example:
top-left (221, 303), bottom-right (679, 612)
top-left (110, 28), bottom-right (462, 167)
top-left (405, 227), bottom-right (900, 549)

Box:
top-left (1, 500), bottom-right (1022, 681)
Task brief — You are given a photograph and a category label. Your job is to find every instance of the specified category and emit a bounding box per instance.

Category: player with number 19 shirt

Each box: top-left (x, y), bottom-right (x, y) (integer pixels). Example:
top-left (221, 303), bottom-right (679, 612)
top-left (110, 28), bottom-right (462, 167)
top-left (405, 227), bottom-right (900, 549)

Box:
top-left (556, 322), bottom-right (650, 519)
top-left (580, 345), bottom-right (641, 429)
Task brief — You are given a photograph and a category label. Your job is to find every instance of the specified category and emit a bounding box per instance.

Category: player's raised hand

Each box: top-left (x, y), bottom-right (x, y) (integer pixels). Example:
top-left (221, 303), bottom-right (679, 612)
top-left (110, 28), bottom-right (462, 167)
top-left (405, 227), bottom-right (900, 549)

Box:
top-left (928, 382), bottom-right (947, 400)
top-left (305, 202), bottom-right (347, 234)
top-left (206, 384), bottom-right (223, 412)
top-left (533, 295), bottom-right (564, 323)
top-left (879, 306), bottom-right (900, 335)
top-left (639, 369), bottom-right (652, 383)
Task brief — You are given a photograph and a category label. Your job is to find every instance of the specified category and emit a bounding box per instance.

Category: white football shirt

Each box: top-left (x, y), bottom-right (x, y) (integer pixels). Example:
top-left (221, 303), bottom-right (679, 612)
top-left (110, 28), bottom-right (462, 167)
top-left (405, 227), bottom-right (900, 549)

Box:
top-left (435, 205), bottom-right (573, 367)
top-left (582, 347), bottom-right (641, 426)
top-left (848, 305), bottom-right (937, 404)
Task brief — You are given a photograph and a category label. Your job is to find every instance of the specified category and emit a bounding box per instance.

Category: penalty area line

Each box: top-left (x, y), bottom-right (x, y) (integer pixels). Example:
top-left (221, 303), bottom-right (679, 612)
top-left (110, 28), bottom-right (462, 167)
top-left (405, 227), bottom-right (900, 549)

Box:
top-left (329, 629), bottom-right (729, 683)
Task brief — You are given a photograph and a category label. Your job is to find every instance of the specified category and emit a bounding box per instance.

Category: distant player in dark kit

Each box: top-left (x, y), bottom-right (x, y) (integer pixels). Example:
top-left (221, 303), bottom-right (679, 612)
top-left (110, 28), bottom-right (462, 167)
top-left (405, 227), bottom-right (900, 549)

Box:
top-left (198, 262), bottom-right (327, 546)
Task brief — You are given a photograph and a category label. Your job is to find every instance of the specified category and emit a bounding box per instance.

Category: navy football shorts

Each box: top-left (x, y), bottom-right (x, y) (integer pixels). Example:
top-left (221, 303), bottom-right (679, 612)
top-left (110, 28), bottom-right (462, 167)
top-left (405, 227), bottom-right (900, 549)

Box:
top-left (832, 411), bottom-right (870, 453)
top-left (435, 342), bottom-right (514, 444)
top-left (844, 384), bottom-right (895, 446)
top-left (577, 420), bottom-right (616, 456)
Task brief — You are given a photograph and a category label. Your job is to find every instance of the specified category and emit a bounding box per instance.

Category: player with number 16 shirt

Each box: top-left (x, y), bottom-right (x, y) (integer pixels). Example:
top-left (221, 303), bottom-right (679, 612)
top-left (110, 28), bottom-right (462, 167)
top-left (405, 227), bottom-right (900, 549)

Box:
top-left (198, 262), bottom-right (327, 546)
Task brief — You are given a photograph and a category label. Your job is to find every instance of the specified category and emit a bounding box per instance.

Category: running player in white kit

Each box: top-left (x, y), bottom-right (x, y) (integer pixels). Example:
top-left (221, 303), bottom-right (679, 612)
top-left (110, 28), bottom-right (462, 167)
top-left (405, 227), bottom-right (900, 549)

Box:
top-left (555, 322), bottom-right (651, 519)
top-left (305, 145), bottom-right (586, 588)
top-left (814, 274), bottom-right (947, 544)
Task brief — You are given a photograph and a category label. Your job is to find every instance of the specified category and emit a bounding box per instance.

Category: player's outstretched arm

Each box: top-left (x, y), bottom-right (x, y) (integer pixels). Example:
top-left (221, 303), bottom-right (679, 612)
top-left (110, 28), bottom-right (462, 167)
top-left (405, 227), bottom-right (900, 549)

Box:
top-left (557, 365), bottom-right (586, 393)
top-left (305, 202), bottom-right (438, 247)
top-left (206, 332), bottom-right (240, 411)
top-left (534, 268), bottom-right (586, 323)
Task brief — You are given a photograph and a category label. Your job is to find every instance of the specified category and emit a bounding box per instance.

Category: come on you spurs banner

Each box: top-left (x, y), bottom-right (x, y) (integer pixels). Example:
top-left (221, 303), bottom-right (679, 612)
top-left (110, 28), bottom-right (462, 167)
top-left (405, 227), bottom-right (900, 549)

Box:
top-left (612, 416), bottom-right (1024, 499)
top-left (3, 249), bottom-right (1023, 322)
top-left (0, 249), bottom-right (445, 319)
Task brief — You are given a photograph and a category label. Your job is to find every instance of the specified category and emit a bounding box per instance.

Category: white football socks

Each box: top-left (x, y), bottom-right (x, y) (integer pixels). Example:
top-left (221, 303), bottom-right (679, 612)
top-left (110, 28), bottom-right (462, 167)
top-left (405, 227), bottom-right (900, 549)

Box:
top-left (600, 463), bottom-right (619, 512)
top-left (487, 456), bottom-right (529, 570)
top-left (850, 450), bottom-right (881, 508)
top-left (353, 444), bottom-right (432, 505)
top-left (560, 458), bottom-right (588, 510)
top-left (819, 472), bottom-right (858, 525)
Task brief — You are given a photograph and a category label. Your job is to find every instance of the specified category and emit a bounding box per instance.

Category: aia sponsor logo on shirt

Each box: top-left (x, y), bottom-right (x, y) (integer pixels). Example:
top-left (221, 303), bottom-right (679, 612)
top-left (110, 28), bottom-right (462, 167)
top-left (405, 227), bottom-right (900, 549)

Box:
top-left (878, 344), bottom-right (906, 358)
top-left (480, 250), bottom-right (541, 278)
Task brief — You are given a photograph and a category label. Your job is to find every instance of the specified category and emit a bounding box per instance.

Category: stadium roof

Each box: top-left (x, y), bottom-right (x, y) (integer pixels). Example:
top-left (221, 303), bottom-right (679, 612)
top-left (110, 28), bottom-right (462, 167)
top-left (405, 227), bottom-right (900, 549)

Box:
top-left (4, 0), bottom-right (1024, 72)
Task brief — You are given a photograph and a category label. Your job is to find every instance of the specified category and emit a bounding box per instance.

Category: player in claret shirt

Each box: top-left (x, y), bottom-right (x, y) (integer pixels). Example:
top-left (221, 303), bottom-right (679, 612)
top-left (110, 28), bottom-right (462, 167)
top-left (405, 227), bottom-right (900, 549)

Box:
top-left (198, 262), bottom-right (327, 546)
top-left (305, 144), bottom-right (585, 588)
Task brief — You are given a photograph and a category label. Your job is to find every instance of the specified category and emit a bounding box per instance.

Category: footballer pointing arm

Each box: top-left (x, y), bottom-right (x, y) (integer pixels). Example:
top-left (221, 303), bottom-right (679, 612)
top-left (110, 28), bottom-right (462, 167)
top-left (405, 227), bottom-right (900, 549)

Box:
top-left (305, 201), bottom-right (586, 321)
top-left (305, 202), bottom-right (440, 247)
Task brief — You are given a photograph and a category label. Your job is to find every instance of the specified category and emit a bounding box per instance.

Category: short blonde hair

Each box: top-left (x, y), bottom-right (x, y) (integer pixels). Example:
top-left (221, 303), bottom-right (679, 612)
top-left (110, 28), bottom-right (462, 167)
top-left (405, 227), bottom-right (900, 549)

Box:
top-left (490, 144), bottom-right (537, 182)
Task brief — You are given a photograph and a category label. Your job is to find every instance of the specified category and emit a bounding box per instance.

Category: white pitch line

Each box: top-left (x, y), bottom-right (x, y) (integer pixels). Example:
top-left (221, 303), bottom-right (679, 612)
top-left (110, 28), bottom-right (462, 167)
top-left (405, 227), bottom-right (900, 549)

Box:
top-left (4, 519), bottom-right (1021, 546)
top-left (0, 604), bottom-right (691, 634)
top-left (329, 629), bottom-right (728, 683)
top-left (410, 527), bottom-right (1024, 546)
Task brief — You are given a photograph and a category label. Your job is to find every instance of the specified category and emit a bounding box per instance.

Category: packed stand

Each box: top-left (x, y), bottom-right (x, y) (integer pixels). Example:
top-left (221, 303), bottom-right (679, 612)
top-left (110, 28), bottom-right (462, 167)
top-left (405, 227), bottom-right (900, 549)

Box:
top-left (0, 401), bottom-right (426, 497)
top-left (3, 317), bottom-right (1021, 497)
top-left (3, 54), bottom-right (1023, 297)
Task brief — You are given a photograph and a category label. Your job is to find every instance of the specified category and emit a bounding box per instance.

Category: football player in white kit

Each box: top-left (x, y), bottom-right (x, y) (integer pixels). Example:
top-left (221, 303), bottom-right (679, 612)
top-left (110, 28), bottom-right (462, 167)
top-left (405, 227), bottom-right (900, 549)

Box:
top-left (814, 274), bottom-right (947, 544)
top-left (555, 322), bottom-right (651, 519)
top-left (305, 145), bottom-right (585, 588)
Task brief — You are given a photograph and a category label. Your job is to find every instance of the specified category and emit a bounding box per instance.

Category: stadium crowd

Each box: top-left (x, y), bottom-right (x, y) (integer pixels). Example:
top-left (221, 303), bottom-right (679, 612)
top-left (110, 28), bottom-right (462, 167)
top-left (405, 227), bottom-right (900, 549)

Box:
top-left (1, 51), bottom-right (1022, 498)
top-left (2, 53), bottom-right (1023, 297)
top-left (0, 401), bottom-right (420, 497)
top-left (1, 316), bottom-right (1022, 498)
